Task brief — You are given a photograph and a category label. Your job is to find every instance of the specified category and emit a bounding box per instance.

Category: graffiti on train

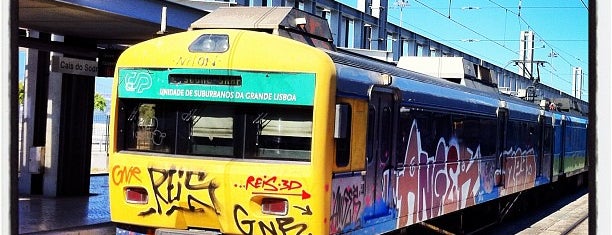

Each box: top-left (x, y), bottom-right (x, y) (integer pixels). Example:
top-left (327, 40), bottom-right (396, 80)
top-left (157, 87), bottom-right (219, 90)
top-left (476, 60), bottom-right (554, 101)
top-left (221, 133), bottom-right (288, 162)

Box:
top-left (111, 165), bottom-right (142, 185)
top-left (500, 148), bottom-right (536, 196)
top-left (329, 175), bottom-right (364, 233)
top-left (235, 175), bottom-right (312, 199)
top-left (139, 167), bottom-right (220, 216)
top-left (396, 121), bottom-right (486, 226)
top-left (233, 204), bottom-right (312, 235)
top-left (235, 175), bottom-right (303, 192)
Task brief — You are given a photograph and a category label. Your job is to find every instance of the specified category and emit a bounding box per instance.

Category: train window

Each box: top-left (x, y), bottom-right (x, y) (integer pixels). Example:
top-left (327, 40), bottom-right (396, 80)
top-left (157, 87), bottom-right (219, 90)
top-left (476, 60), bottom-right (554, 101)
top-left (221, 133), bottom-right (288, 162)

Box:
top-left (118, 99), bottom-right (313, 161)
top-left (505, 120), bottom-right (539, 152)
top-left (381, 106), bottom-right (392, 164)
top-left (335, 104), bottom-right (352, 167)
top-left (543, 126), bottom-right (553, 155)
top-left (505, 121), bottom-right (519, 151)
top-left (452, 115), bottom-right (468, 150)
top-left (480, 118), bottom-right (497, 158)
top-left (189, 106), bottom-right (235, 157)
top-left (366, 105), bottom-right (376, 163)
top-left (251, 109), bottom-right (313, 160)
top-left (396, 108), bottom-right (452, 165)
top-left (452, 115), bottom-right (497, 159)
top-left (123, 103), bottom-right (177, 154)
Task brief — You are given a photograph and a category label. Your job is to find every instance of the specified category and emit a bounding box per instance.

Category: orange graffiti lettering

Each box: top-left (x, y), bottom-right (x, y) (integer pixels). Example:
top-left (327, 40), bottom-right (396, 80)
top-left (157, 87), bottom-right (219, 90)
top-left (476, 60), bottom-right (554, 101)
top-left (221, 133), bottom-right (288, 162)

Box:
top-left (112, 165), bottom-right (142, 186)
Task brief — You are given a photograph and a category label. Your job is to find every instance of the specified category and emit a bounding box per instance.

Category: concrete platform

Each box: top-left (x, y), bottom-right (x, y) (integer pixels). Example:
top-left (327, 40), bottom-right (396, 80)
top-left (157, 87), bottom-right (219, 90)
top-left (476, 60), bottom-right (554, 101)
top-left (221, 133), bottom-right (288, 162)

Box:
top-left (19, 175), bottom-right (111, 234)
top-left (516, 192), bottom-right (588, 235)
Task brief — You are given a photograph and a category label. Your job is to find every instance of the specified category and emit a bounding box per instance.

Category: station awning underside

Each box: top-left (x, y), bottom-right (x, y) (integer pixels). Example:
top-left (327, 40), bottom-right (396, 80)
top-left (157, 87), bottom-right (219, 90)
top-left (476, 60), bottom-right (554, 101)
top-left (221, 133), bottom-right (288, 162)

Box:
top-left (19, 0), bottom-right (208, 44)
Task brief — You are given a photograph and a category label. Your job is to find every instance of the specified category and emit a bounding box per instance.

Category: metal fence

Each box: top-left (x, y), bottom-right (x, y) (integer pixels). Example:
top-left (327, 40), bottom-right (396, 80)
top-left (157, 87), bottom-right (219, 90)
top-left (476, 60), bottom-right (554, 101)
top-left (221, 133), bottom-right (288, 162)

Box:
top-left (17, 110), bottom-right (110, 159)
top-left (92, 113), bottom-right (110, 153)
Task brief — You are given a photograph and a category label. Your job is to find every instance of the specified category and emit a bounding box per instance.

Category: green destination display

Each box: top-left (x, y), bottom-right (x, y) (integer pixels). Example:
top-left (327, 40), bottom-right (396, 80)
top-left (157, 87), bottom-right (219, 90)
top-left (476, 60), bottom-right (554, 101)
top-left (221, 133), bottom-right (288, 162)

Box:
top-left (118, 68), bottom-right (316, 106)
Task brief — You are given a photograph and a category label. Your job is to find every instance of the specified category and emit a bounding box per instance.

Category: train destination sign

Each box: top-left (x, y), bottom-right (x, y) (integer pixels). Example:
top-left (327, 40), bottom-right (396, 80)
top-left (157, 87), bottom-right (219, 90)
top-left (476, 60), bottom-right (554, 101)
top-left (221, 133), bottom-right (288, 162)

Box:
top-left (117, 68), bottom-right (316, 106)
top-left (51, 56), bottom-right (98, 76)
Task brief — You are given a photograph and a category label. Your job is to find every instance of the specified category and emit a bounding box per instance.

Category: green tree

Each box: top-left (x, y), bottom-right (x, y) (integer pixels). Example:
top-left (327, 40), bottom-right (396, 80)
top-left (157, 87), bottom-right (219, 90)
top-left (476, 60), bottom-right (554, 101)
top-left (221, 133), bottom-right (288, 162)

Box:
top-left (18, 82), bottom-right (24, 105)
top-left (94, 93), bottom-right (107, 111)
top-left (139, 104), bottom-right (155, 126)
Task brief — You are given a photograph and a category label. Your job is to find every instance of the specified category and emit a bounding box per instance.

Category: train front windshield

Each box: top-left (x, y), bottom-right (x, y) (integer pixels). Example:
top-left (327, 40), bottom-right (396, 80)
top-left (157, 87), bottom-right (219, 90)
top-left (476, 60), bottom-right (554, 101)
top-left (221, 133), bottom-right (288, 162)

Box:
top-left (118, 99), bottom-right (313, 161)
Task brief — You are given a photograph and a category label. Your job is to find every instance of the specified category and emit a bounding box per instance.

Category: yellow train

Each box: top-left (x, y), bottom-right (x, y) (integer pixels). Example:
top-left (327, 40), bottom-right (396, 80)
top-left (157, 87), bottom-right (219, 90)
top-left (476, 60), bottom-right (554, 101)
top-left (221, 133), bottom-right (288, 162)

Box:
top-left (109, 7), bottom-right (587, 235)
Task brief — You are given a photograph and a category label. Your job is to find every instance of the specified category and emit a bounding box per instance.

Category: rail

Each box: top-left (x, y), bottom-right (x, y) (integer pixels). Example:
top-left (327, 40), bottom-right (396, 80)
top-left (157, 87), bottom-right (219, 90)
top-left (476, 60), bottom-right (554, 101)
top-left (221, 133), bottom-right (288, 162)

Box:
top-left (561, 213), bottom-right (588, 235)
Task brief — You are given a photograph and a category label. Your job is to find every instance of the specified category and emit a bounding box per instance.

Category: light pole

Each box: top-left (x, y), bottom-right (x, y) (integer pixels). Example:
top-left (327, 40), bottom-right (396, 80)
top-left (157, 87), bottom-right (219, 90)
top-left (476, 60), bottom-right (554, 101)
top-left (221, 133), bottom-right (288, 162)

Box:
top-left (395, 0), bottom-right (408, 28)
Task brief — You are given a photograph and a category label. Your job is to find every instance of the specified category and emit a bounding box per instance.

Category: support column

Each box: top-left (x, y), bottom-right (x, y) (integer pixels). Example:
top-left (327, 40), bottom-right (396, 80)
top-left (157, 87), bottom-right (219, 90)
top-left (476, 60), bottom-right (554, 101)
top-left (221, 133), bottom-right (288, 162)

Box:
top-left (329, 7), bottom-right (341, 47)
top-left (55, 72), bottom-right (95, 196)
top-left (42, 36), bottom-right (63, 196)
top-left (42, 35), bottom-right (96, 197)
top-left (20, 34), bottom-right (96, 197)
top-left (18, 46), bottom-right (36, 194)
top-left (372, 0), bottom-right (387, 51)
top-left (19, 31), bottom-right (51, 195)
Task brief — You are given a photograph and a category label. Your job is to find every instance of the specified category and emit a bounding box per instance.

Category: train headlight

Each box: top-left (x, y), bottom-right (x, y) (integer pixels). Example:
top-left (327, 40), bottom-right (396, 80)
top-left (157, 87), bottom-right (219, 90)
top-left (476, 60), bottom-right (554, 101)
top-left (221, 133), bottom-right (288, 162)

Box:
top-left (189, 34), bottom-right (229, 53)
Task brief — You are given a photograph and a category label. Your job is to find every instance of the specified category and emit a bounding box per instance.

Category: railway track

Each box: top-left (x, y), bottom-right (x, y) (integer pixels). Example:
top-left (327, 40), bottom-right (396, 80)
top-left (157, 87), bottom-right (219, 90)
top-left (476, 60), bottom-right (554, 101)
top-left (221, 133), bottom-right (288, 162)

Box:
top-left (478, 188), bottom-right (589, 235)
top-left (560, 213), bottom-right (589, 235)
top-left (395, 185), bottom-right (589, 235)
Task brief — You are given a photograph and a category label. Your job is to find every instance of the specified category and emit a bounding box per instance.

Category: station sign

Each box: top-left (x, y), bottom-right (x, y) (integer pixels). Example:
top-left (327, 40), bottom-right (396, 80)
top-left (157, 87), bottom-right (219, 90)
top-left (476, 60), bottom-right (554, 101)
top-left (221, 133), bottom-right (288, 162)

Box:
top-left (51, 56), bottom-right (98, 76)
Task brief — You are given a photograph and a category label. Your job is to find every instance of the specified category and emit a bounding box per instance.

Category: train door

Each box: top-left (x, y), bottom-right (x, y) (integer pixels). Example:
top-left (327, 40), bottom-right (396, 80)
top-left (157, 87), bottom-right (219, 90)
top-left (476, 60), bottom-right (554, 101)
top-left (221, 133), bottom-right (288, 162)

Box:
top-left (551, 114), bottom-right (565, 182)
top-left (496, 107), bottom-right (508, 187)
top-left (537, 114), bottom-right (553, 184)
top-left (364, 87), bottom-right (398, 220)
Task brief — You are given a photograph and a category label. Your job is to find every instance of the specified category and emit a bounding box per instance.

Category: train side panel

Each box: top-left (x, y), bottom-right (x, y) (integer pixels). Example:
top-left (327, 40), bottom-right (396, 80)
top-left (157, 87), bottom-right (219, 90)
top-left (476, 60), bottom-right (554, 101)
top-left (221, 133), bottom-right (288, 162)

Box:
top-left (562, 116), bottom-right (588, 177)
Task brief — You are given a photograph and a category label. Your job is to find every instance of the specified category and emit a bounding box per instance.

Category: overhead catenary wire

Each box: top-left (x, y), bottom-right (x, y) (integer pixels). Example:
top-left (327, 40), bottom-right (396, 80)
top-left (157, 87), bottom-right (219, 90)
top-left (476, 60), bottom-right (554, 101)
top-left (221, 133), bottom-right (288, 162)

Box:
top-left (404, 0), bottom-right (586, 69)
top-left (389, 15), bottom-right (583, 95)
top-left (388, 14), bottom-right (508, 67)
top-left (398, 0), bottom-right (586, 67)
top-left (578, 0), bottom-right (588, 10)
top-left (486, 0), bottom-right (587, 68)
top-left (394, 0), bottom-right (587, 98)
top-left (411, 0), bottom-right (519, 56)
top-left (485, 0), bottom-right (588, 99)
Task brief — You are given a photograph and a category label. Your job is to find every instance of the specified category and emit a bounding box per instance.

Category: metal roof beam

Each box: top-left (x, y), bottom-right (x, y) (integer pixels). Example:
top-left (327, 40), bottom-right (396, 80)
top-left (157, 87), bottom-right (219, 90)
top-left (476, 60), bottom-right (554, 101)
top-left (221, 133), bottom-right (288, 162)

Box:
top-left (18, 36), bottom-right (97, 58)
top-left (55, 0), bottom-right (205, 29)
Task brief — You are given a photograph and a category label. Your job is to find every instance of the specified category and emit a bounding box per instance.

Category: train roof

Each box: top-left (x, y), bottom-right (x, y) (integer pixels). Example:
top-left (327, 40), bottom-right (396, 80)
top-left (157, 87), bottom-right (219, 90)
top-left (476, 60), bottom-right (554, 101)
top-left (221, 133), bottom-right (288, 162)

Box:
top-left (326, 48), bottom-right (587, 122)
top-left (326, 49), bottom-right (501, 117)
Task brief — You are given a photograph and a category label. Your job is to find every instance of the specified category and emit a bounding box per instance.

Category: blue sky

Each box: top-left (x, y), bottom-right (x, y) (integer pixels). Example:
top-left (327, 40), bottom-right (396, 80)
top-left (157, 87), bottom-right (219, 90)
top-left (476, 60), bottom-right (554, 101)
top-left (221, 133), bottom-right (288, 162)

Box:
top-left (19, 1), bottom-right (588, 100)
top-left (343, 0), bottom-right (589, 99)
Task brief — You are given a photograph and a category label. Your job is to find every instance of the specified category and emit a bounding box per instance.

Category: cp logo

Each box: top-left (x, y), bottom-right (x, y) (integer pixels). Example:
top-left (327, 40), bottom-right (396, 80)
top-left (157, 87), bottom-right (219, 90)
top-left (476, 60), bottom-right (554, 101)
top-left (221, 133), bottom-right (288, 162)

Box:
top-left (124, 72), bottom-right (153, 93)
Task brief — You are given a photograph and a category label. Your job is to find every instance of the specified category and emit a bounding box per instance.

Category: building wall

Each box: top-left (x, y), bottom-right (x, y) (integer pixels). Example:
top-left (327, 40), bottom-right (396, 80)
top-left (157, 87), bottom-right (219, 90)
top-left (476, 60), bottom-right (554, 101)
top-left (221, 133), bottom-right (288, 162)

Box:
top-left (231, 0), bottom-right (584, 107)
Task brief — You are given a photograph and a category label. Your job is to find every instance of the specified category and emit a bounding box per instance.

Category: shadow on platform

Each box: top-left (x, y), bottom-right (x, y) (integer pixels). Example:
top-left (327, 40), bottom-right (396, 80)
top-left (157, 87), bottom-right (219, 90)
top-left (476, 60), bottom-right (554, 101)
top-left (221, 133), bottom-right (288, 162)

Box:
top-left (19, 175), bottom-right (111, 234)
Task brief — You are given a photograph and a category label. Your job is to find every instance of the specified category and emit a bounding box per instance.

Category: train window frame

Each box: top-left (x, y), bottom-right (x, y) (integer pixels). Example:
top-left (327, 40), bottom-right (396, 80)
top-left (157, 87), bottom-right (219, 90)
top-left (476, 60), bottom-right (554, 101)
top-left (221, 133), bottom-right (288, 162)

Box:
top-left (397, 107), bottom-right (498, 167)
top-left (451, 114), bottom-right (498, 159)
top-left (381, 106), bottom-right (393, 165)
top-left (366, 105), bottom-right (376, 164)
top-left (335, 103), bottom-right (352, 167)
top-left (117, 98), bottom-right (314, 162)
top-left (332, 98), bottom-right (368, 173)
